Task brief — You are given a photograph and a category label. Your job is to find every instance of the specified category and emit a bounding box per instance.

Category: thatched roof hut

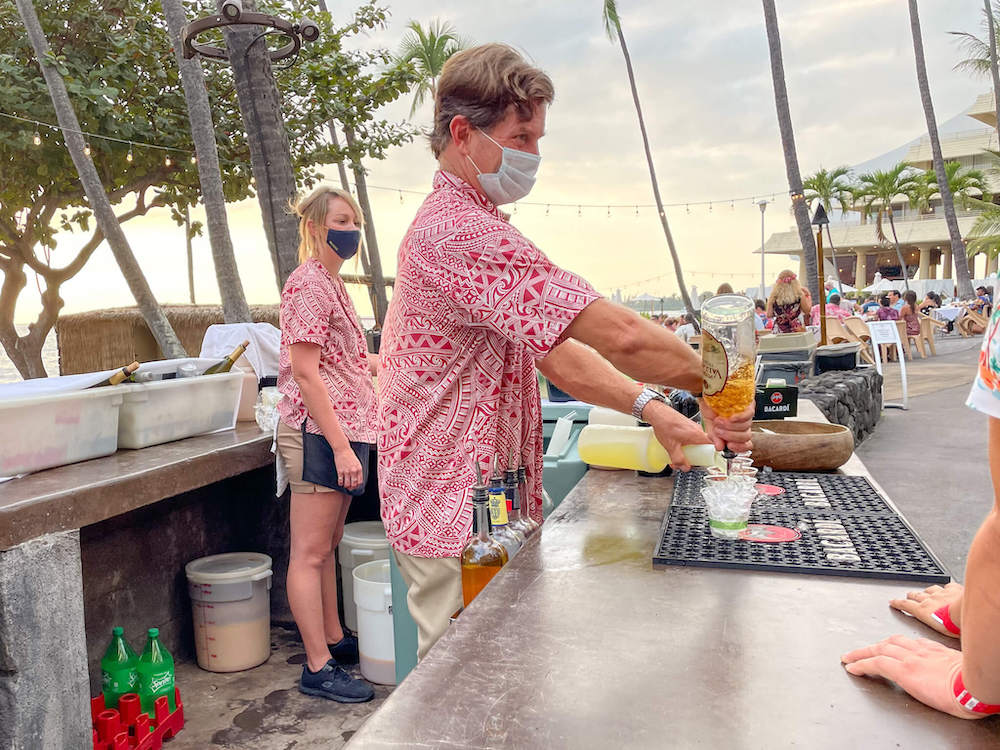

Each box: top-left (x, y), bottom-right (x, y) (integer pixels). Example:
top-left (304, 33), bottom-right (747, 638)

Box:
top-left (56, 305), bottom-right (278, 375)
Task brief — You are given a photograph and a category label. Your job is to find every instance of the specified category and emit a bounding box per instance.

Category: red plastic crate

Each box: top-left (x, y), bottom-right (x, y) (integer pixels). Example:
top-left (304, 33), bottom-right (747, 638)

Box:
top-left (90, 688), bottom-right (184, 750)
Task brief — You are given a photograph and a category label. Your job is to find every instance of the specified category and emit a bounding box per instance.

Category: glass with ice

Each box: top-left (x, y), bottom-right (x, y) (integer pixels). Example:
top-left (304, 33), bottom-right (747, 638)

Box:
top-left (701, 473), bottom-right (757, 539)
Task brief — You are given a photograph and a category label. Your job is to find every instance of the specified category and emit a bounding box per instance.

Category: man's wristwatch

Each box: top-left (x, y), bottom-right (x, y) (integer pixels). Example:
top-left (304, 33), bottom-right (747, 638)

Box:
top-left (631, 387), bottom-right (668, 421)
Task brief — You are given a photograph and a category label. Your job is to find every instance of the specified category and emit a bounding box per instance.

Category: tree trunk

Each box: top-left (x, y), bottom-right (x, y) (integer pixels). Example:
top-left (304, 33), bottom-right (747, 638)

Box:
top-left (343, 125), bottom-right (390, 326)
top-left (613, 23), bottom-right (698, 326)
top-left (0, 258), bottom-right (51, 379)
top-left (762, 0), bottom-right (819, 303)
top-left (908, 0), bottom-right (974, 298)
top-left (14, 0), bottom-right (186, 359)
top-left (219, 0), bottom-right (300, 289)
top-left (163, 0), bottom-right (251, 322)
top-left (986, 0), bottom-right (1000, 136)
top-left (888, 211), bottom-right (911, 291)
top-left (184, 206), bottom-right (196, 304)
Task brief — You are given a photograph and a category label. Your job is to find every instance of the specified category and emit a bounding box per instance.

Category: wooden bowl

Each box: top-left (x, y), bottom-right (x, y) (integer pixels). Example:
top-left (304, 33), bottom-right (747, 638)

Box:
top-left (749, 420), bottom-right (854, 472)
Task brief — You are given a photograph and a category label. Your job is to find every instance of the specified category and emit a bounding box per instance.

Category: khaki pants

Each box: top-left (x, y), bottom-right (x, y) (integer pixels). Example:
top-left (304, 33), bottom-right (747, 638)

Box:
top-left (393, 551), bottom-right (462, 660)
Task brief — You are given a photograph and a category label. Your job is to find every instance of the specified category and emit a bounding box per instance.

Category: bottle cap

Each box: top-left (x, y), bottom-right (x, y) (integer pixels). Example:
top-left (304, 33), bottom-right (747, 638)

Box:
top-left (112, 626), bottom-right (123, 636)
top-left (148, 627), bottom-right (159, 638)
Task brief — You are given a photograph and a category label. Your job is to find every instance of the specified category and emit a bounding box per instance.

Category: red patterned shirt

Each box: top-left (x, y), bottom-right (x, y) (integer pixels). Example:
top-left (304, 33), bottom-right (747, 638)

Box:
top-left (378, 171), bottom-right (601, 558)
top-left (277, 258), bottom-right (377, 443)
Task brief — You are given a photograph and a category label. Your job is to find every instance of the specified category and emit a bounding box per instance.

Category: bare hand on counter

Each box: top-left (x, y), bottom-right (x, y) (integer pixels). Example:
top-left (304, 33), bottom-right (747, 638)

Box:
top-left (890, 582), bottom-right (963, 639)
top-left (841, 636), bottom-right (984, 720)
top-left (699, 400), bottom-right (755, 453)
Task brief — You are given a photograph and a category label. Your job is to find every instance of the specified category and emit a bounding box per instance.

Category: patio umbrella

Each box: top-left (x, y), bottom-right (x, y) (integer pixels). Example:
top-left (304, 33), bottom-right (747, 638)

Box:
top-left (839, 283), bottom-right (857, 293)
top-left (863, 278), bottom-right (895, 293)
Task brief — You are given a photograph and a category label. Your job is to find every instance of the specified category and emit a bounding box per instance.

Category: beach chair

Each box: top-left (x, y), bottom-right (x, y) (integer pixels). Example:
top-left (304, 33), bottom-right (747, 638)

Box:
top-left (842, 317), bottom-right (876, 365)
top-left (959, 309), bottom-right (990, 337)
top-left (895, 320), bottom-right (922, 359)
top-left (824, 317), bottom-right (875, 365)
top-left (917, 313), bottom-right (947, 357)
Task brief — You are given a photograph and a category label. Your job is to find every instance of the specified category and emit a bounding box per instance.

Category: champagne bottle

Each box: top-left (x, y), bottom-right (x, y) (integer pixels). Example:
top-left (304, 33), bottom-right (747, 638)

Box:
top-left (90, 361), bottom-right (140, 387)
top-left (202, 340), bottom-right (249, 375)
top-left (461, 476), bottom-right (508, 606)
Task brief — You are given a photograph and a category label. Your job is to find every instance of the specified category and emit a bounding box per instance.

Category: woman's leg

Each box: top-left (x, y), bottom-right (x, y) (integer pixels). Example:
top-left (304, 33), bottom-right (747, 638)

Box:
top-left (320, 492), bottom-right (353, 643)
top-left (287, 490), bottom-right (348, 673)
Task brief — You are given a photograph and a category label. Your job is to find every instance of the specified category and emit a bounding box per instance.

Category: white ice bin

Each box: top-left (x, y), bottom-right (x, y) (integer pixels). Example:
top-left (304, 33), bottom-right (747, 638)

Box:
top-left (186, 552), bottom-right (273, 673)
top-left (0, 388), bottom-right (123, 476)
top-left (339, 521), bottom-right (391, 633)
top-left (117, 372), bottom-right (243, 449)
top-left (353, 559), bottom-right (396, 685)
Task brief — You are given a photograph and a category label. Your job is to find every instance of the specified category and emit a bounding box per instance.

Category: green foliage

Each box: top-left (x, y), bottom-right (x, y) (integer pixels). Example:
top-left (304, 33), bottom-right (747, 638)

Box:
top-left (803, 166), bottom-right (853, 217)
top-left (851, 162), bottom-right (920, 245)
top-left (396, 19), bottom-right (468, 116)
top-left (949, 1), bottom-right (1000, 77)
top-left (0, 0), bottom-right (416, 258)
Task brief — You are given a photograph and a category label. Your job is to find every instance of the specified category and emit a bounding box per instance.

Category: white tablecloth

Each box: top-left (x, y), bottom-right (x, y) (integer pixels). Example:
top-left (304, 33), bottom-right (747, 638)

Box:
top-left (932, 307), bottom-right (964, 323)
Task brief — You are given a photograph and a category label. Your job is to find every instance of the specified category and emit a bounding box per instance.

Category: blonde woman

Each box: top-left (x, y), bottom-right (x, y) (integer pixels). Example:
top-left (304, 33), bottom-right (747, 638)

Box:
top-left (766, 270), bottom-right (813, 333)
top-left (275, 186), bottom-right (377, 703)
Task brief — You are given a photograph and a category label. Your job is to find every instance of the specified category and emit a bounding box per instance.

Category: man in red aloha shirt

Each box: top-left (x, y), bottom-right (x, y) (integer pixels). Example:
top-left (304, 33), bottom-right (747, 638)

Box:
top-left (378, 44), bottom-right (755, 658)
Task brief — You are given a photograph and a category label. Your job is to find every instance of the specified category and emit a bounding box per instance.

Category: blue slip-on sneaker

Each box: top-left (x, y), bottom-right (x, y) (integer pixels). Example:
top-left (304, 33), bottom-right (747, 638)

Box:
top-left (299, 659), bottom-right (374, 703)
top-left (329, 634), bottom-right (360, 666)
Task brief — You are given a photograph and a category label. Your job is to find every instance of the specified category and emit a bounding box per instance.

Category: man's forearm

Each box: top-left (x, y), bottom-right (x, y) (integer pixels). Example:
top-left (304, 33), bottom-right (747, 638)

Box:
top-left (537, 340), bottom-right (642, 415)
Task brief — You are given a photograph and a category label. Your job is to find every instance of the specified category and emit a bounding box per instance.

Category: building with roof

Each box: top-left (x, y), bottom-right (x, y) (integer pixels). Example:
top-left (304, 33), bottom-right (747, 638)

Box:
top-left (760, 93), bottom-right (1000, 288)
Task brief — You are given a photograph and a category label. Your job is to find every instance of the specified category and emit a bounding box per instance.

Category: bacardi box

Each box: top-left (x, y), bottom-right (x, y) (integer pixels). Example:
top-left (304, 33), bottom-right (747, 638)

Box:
top-left (755, 382), bottom-right (798, 419)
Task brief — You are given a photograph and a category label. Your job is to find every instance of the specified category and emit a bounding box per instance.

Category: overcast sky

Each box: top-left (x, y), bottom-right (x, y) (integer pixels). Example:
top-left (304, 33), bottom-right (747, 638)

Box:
top-left (10, 0), bottom-right (989, 325)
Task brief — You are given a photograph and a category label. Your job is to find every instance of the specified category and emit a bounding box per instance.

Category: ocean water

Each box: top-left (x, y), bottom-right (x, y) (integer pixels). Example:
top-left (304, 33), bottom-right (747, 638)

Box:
top-left (0, 327), bottom-right (60, 384)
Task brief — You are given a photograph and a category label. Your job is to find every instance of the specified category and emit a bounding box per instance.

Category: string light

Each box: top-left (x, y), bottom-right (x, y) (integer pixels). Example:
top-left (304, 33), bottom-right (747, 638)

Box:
top-left (83, 142), bottom-right (91, 157)
top-left (33, 130), bottom-right (41, 146)
top-left (126, 144), bottom-right (133, 162)
top-left (398, 190), bottom-right (403, 204)
top-left (164, 155), bottom-right (171, 167)
top-left (606, 206), bottom-right (611, 219)
top-left (190, 155), bottom-right (197, 164)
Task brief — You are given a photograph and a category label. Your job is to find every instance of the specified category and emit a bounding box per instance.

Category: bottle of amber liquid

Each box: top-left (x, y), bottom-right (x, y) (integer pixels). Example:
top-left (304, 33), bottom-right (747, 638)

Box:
top-left (461, 481), bottom-right (508, 606)
top-left (505, 466), bottom-right (538, 539)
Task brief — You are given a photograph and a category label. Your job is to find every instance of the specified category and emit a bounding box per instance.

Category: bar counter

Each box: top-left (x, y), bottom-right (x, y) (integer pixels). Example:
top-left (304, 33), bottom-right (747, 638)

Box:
top-left (349, 456), bottom-right (1000, 747)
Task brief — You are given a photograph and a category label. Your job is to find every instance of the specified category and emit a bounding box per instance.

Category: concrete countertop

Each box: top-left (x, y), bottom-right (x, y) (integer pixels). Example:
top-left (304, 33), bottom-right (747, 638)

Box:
top-left (348, 449), bottom-right (1000, 747)
top-left (0, 424), bottom-right (272, 550)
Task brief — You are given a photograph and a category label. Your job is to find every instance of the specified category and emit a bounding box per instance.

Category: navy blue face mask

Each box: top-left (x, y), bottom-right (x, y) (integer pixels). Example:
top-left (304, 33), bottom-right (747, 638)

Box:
top-left (325, 228), bottom-right (361, 260)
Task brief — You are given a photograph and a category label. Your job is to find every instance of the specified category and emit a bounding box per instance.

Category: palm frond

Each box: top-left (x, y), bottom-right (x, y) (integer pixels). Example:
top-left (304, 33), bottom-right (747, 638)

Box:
top-left (601, 0), bottom-right (620, 42)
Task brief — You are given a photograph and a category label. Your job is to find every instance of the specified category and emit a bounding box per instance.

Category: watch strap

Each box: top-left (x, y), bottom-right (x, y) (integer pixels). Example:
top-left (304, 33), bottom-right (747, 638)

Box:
top-left (631, 387), bottom-right (667, 421)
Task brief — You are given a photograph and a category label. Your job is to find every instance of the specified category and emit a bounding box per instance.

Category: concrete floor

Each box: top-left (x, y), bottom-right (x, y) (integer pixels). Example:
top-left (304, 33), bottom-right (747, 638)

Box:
top-left (165, 335), bottom-right (989, 748)
top-left (168, 624), bottom-right (393, 749)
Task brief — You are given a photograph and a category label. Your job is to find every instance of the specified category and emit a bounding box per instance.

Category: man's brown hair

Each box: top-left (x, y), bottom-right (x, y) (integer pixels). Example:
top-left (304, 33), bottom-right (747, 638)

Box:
top-left (430, 43), bottom-right (554, 157)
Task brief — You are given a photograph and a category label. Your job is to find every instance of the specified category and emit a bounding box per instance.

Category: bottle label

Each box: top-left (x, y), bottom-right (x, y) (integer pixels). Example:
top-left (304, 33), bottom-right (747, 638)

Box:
top-left (701, 330), bottom-right (729, 397)
top-left (140, 670), bottom-right (174, 695)
top-left (488, 491), bottom-right (509, 526)
top-left (103, 667), bottom-right (138, 693)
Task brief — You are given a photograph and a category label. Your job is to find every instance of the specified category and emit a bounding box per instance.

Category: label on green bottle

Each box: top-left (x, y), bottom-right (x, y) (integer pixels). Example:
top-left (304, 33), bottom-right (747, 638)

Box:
top-left (140, 669), bottom-right (174, 696)
top-left (102, 667), bottom-right (138, 694)
top-left (488, 491), bottom-right (509, 526)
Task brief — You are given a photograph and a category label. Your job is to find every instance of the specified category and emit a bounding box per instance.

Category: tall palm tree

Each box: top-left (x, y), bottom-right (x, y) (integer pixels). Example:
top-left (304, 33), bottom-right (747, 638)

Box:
top-left (910, 0), bottom-right (975, 298)
top-left (853, 163), bottom-right (919, 290)
top-left (958, 149), bottom-right (1000, 262)
top-left (14, 0), bottom-right (186, 358)
top-left (986, 0), bottom-right (1000, 132)
top-left (951, 0), bottom-right (1000, 130)
top-left (397, 20), bottom-right (467, 116)
top-left (601, 1), bottom-right (698, 324)
top-left (761, 0), bottom-right (820, 303)
top-left (162, 0), bottom-right (251, 323)
top-left (803, 166), bottom-right (852, 286)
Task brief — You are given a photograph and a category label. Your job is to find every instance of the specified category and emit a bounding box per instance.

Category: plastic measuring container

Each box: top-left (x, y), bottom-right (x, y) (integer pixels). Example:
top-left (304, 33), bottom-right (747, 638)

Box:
top-left (353, 559), bottom-right (396, 685)
top-left (185, 552), bottom-right (272, 673)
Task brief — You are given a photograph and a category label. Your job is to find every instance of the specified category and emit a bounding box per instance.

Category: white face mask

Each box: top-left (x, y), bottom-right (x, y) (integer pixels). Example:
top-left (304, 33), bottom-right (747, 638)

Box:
top-left (466, 130), bottom-right (540, 205)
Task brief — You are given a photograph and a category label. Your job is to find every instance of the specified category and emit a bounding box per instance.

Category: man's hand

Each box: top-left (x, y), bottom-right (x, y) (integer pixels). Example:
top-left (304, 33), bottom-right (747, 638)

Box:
top-left (841, 636), bottom-right (983, 720)
top-left (699, 399), bottom-right (755, 453)
top-left (643, 400), bottom-right (712, 471)
top-left (890, 582), bottom-right (964, 639)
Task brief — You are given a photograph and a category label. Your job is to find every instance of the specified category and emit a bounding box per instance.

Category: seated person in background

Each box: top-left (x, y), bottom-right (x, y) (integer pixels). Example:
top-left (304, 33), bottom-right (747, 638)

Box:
top-left (824, 277), bottom-right (839, 302)
top-left (716, 283), bottom-right (734, 295)
top-left (900, 290), bottom-right (921, 338)
top-left (674, 313), bottom-right (698, 343)
top-left (860, 295), bottom-right (880, 314)
top-left (810, 293), bottom-right (852, 323)
top-left (753, 299), bottom-right (767, 332)
top-left (972, 286), bottom-right (993, 314)
top-left (919, 291), bottom-right (942, 314)
top-left (889, 289), bottom-right (904, 311)
top-left (875, 296), bottom-right (900, 321)
top-left (766, 270), bottom-right (812, 332)
top-left (839, 294), bottom-right (857, 314)
top-left (663, 317), bottom-right (678, 332)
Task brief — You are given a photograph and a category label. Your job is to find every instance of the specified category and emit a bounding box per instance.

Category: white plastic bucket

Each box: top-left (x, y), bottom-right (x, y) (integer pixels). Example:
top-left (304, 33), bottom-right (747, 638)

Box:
top-left (353, 559), bottom-right (396, 685)
top-left (185, 552), bottom-right (273, 673)
top-left (339, 522), bottom-right (390, 633)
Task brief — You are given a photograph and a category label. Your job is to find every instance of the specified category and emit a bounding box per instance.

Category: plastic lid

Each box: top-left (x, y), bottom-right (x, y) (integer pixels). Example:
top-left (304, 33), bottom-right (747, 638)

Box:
top-left (341, 521), bottom-right (389, 547)
top-left (148, 628), bottom-right (159, 637)
top-left (185, 552), bottom-right (272, 584)
top-left (112, 626), bottom-right (123, 636)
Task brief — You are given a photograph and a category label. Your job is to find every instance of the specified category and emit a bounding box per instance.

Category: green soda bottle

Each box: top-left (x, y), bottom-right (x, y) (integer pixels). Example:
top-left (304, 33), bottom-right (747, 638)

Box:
top-left (137, 628), bottom-right (175, 713)
top-left (101, 626), bottom-right (138, 709)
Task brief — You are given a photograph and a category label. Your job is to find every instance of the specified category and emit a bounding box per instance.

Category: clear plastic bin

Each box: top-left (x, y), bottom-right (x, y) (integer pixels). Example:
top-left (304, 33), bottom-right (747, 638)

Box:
top-left (117, 372), bottom-right (242, 449)
top-left (0, 388), bottom-right (123, 476)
